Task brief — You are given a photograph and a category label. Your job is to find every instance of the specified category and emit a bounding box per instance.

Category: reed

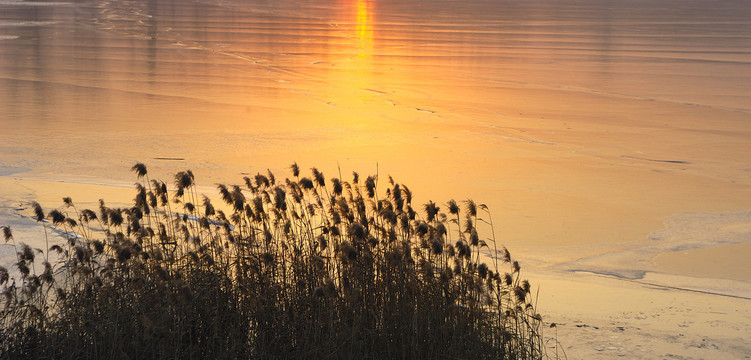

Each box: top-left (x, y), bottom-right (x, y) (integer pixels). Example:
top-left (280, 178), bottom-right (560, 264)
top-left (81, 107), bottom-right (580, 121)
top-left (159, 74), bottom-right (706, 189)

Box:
top-left (0, 163), bottom-right (550, 359)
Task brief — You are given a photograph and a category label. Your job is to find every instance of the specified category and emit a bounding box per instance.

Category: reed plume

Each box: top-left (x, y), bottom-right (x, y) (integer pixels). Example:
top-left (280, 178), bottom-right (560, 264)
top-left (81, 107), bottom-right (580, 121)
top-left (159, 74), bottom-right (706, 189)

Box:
top-left (131, 162), bottom-right (148, 178)
top-left (1, 225), bottom-right (12, 242)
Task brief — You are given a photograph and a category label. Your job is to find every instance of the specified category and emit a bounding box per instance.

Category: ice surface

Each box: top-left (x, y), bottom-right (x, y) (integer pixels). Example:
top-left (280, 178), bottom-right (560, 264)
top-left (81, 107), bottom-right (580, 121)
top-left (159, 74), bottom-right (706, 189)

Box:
top-left (1, 1), bottom-right (750, 356)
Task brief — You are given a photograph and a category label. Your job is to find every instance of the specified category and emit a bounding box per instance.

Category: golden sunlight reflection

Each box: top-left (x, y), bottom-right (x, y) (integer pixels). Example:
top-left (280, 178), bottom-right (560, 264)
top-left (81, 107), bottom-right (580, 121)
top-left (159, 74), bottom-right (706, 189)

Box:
top-left (320, 0), bottom-right (379, 114)
top-left (356, 0), bottom-right (374, 56)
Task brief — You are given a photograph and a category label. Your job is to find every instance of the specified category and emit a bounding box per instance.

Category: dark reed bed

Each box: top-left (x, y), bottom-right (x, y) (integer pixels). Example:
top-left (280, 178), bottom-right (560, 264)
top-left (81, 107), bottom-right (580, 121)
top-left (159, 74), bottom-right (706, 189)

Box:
top-left (0, 163), bottom-right (547, 359)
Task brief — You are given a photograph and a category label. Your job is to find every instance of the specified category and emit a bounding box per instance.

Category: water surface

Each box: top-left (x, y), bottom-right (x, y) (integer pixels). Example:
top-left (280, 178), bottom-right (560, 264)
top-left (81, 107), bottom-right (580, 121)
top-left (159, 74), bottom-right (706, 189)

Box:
top-left (2, 0), bottom-right (751, 279)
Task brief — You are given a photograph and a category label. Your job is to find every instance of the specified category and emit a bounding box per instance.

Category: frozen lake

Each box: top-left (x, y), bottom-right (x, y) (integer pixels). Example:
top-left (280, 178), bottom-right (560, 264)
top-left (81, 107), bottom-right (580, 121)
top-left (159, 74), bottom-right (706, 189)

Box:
top-left (2, 0), bottom-right (751, 357)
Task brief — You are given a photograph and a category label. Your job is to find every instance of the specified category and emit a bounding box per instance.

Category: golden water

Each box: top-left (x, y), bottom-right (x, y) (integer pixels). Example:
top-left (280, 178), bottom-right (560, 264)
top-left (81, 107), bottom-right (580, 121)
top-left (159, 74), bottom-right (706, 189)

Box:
top-left (1, 0), bottom-right (751, 277)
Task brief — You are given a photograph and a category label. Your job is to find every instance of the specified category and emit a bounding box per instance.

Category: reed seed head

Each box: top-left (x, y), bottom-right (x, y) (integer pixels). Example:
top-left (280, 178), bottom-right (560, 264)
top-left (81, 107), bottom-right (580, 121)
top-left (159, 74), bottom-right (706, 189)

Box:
top-left (49, 244), bottom-right (63, 254)
top-left (255, 173), bottom-right (270, 188)
top-left (317, 234), bottom-right (327, 251)
top-left (0, 266), bottom-right (8, 285)
top-left (365, 176), bottom-right (376, 198)
top-left (435, 222), bottom-right (447, 237)
top-left (109, 209), bottom-right (124, 227)
top-left (147, 191), bottom-right (157, 208)
top-left (348, 222), bottom-right (366, 241)
top-left (290, 162), bottom-right (300, 177)
top-left (274, 187), bottom-right (287, 211)
top-left (501, 246), bottom-right (511, 262)
top-left (311, 168), bottom-right (325, 187)
top-left (392, 183), bottom-right (404, 210)
top-left (299, 177), bottom-right (314, 190)
top-left (464, 199), bottom-right (477, 218)
top-left (203, 195), bottom-right (215, 216)
top-left (416, 222), bottom-right (429, 237)
top-left (514, 286), bottom-right (526, 303)
top-left (15, 260), bottom-right (30, 278)
top-left (47, 210), bottom-right (65, 225)
top-left (1, 226), bottom-right (12, 242)
top-left (31, 202), bottom-right (45, 222)
top-left (267, 169), bottom-right (276, 185)
top-left (504, 273), bottom-right (513, 286)
top-left (93, 240), bottom-right (105, 254)
top-left (470, 230), bottom-right (479, 246)
top-left (445, 200), bottom-right (458, 215)
top-left (116, 246), bottom-right (132, 263)
top-left (478, 263), bottom-right (488, 279)
top-left (131, 163), bottom-right (148, 178)
top-left (175, 171), bottom-right (193, 190)
top-left (340, 241), bottom-right (358, 260)
top-left (424, 201), bottom-right (439, 223)
top-left (20, 243), bottom-right (34, 262)
top-left (431, 239), bottom-right (443, 255)
top-left (331, 178), bottom-right (343, 196)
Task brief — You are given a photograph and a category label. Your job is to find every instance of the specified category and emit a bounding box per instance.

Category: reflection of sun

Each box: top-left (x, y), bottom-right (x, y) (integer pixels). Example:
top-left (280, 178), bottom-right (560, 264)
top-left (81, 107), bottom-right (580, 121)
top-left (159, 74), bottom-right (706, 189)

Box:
top-left (356, 0), bottom-right (373, 56)
top-left (323, 0), bottom-right (376, 108)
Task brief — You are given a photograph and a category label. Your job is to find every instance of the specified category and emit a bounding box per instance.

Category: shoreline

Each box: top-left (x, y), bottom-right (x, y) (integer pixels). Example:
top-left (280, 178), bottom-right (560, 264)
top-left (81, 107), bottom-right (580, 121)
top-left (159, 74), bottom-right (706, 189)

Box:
top-left (3, 173), bottom-right (750, 288)
top-left (2, 172), bottom-right (750, 359)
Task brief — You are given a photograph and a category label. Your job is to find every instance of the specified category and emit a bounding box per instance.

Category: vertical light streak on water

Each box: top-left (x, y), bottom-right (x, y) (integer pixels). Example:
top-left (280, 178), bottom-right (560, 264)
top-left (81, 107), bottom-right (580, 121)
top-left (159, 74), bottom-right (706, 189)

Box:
top-left (350, 0), bottom-right (375, 102)
top-left (356, 0), bottom-right (373, 57)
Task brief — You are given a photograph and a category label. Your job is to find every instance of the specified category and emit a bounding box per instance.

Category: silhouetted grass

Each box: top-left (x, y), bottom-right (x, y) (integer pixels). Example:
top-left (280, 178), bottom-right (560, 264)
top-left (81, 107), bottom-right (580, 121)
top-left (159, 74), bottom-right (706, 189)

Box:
top-left (1, 163), bottom-right (548, 359)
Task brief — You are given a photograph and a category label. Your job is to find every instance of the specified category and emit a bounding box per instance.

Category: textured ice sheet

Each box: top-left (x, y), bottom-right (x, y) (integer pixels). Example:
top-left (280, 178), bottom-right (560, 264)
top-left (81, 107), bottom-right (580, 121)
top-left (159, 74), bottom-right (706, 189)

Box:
top-left (546, 210), bottom-right (751, 296)
top-left (0, 1), bottom-right (70, 5)
top-left (0, 166), bottom-right (29, 176)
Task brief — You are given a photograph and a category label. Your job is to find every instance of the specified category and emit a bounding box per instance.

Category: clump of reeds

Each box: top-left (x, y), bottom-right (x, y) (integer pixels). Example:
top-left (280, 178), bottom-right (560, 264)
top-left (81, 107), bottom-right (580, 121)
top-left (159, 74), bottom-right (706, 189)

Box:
top-left (0, 163), bottom-right (548, 359)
